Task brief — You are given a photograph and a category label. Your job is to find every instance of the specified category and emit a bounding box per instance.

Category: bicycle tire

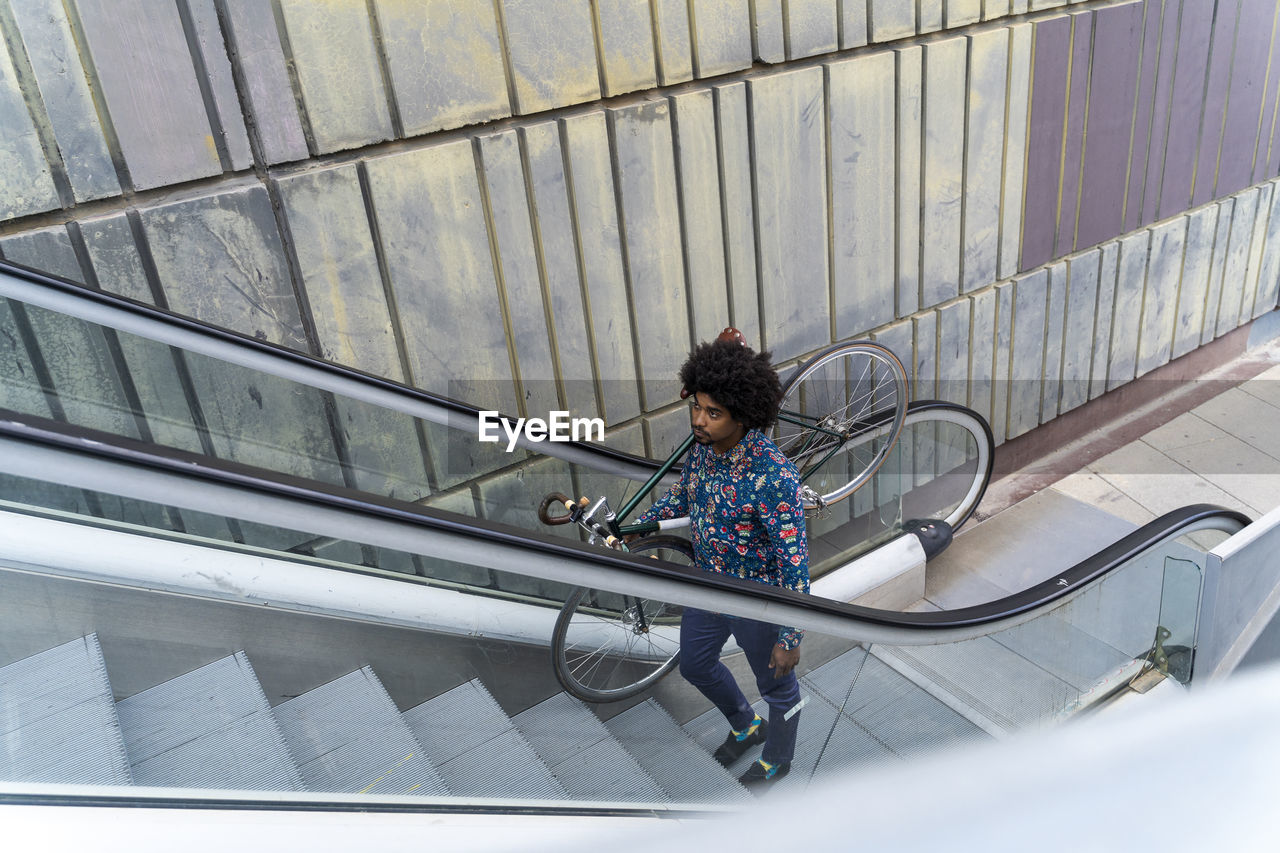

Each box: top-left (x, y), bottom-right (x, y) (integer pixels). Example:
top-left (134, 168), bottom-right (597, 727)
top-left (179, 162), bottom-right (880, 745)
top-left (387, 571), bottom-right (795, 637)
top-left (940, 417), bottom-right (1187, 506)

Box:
top-left (773, 341), bottom-right (909, 507)
top-left (551, 535), bottom-right (691, 703)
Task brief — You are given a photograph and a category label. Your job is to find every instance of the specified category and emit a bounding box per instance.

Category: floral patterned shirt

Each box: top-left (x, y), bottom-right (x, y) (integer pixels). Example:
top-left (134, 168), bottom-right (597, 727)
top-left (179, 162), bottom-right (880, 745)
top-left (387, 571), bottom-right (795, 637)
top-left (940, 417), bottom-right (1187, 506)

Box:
top-left (637, 429), bottom-right (809, 649)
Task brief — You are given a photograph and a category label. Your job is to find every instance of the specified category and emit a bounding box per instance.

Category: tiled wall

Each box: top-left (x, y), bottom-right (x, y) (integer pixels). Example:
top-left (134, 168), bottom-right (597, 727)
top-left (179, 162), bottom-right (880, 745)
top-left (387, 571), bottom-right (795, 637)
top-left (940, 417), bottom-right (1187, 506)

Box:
top-left (3, 0), bottom-right (1280, 474)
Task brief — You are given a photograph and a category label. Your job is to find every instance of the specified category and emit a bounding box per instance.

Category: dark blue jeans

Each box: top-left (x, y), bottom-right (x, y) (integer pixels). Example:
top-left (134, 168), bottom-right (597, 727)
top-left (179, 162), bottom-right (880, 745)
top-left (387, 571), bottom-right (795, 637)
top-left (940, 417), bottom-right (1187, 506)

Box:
top-left (679, 607), bottom-right (800, 766)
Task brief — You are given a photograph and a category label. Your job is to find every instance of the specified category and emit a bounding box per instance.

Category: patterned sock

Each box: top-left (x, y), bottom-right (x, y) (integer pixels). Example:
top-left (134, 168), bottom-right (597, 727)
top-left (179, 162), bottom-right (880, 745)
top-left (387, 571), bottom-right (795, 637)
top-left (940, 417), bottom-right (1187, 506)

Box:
top-left (731, 714), bottom-right (764, 741)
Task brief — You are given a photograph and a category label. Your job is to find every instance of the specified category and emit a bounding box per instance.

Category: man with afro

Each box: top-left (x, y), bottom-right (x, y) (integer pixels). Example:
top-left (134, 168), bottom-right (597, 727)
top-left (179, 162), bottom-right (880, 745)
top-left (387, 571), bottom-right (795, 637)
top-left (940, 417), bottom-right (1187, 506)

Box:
top-left (634, 328), bottom-right (808, 793)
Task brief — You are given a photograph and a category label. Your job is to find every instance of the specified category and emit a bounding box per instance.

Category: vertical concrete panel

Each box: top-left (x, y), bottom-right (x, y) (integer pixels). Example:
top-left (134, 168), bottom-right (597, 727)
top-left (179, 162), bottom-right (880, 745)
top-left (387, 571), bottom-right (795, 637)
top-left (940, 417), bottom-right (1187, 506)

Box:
top-left (1156, 1), bottom-right (1213, 220)
top-left (963, 29), bottom-right (1008, 294)
top-left (1021, 15), bottom-right (1071, 272)
top-left (1089, 241), bottom-right (1119, 400)
top-left (654, 0), bottom-right (694, 83)
top-left (750, 67), bottom-right (829, 361)
top-left (1217, 0), bottom-right (1276, 196)
top-left (521, 121), bottom-right (598, 420)
top-left (1000, 24), bottom-right (1032, 281)
top-left (969, 289), bottom-right (997, 426)
top-left (477, 132), bottom-right (559, 419)
top-left (1056, 11), bottom-right (1092, 255)
top-left (596, 0), bottom-right (658, 95)
top-left (364, 142), bottom-right (514, 412)
top-left (1041, 261), bottom-right (1067, 420)
top-left (840, 0), bottom-right (868, 48)
top-left (921, 37), bottom-right (966, 308)
top-left (140, 186), bottom-right (306, 350)
top-left (277, 0), bottom-right (392, 152)
top-left (690, 0), bottom-right (752, 76)
top-left (1216, 188), bottom-right (1260, 337)
top-left (897, 46), bottom-right (922, 316)
top-left (0, 226), bottom-right (82, 280)
top-left (374, 0), bottom-right (510, 135)
top-left (868, 1), bottom-right (914, 42)
top-left (562, 112), bottom-right (641, 422)
top-left (1138, 0), bottom-right (1181, 226)
top-left (1136, 217), bottom-right (1186, 377)
top-left (1201, 198), bottom-right (1236, 344)
top-left (946, 0), bottom-right (983, 28)
top-left (1191, 3), bottom-right (1239, 207)
top-left (276, 165), bottom-right (401, 380)
top-left (611, 101), bottom-right (689, 408)
top-left (0, 35), bottom-right (59, 220)
top-left (1171, 205), bottom-right (1219, 360)
top-left (671, 91), bottom-right (729, 345)
top-left (991, 281), bottom-right (1014, 445)
top-left (1059, 250), bottom-right (1099, 414)
top-left (828, 52), bottom-right (895, 338)
top-left (74, 0), bottom-right (221, 190)
top-left (984, 0), bottom-right (1012, 21)
top-left (0, 298), bottom-right (50, 418)
top-left (912, 312), bottom-right (938, 484)
top-left (1076, 3), bottom-right (1143, 250)
top-left (1255, 15), bottom-right (1280, 183)
top-left (919, 0), bottom-right (943, 36)
top-left (752, 0), bottom-right (785, 63)
top-left (184, 0), bottom-right (254, 170)
top-left (502, 0), bottom-right (600, 113)
top-left (79, 213), bottom-right (152, 304)
top-left (1007, 270), bottom-right (1047, 438)
top-left (871, 321), bottom-right (915, 397)
top-left (715, 83), bottom-right (760, 345)
top-left (8, 0), bottom-right (119, 201)
top-left (1107, 230), bottom-right (1151, 391)
top-left (937, 298), bottom-right (971, 407)
top-left (219, 0), bottom-right (308, 164)
top-left (1124, 0), bottom-right (1167, 233)
top-left (1011, 0), bottom-right (1029, 12)
top-left (1252, 181), bottom-right (1280, 317)
top-left (785, 0), bottom-right (838, 58)
top-left (1240, 183), bottom-right (1274, 325)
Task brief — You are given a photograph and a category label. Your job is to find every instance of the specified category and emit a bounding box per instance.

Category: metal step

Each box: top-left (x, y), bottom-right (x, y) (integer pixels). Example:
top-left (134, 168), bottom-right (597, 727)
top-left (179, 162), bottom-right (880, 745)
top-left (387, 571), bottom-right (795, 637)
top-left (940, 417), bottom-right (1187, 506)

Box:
top-left (0, 634), bottom-right (131, 785)
top-left (603, 699), bottom-right (751, 804)
top-left (403, 679), bottom-right (564, 800)
top-left (115, 652), bottom-right (303, 790)
top-left (273, 667), bottom-right (446, 796)
top-left (512, 693), bottom-right (668, 803)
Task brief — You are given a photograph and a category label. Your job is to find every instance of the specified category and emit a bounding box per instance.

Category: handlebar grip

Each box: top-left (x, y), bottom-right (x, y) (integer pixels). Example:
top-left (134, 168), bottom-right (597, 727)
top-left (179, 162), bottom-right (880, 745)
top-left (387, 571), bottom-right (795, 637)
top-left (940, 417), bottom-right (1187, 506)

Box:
top-left (538, 492), bottom-right (574, 525)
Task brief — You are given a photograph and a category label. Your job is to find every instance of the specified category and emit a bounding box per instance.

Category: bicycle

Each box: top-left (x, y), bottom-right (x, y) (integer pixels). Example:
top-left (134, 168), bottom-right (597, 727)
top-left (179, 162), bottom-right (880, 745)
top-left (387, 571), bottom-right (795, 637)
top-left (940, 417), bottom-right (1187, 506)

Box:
top-left (538, 335), bottom-right (909, 702)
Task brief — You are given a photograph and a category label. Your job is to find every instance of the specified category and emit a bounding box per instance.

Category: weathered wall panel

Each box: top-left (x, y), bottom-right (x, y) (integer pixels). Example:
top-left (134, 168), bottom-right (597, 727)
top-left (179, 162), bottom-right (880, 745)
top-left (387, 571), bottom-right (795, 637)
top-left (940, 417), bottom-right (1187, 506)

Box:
top-left (921, 37), bottom-right (967, 308)
top-left (1124, 0), bottom-right (1166, 233)
top-left (1008, 269), bottom-right (1047, 438)
top-left (1191, 2), bottom-right (1239, 207)
top-left (1041, 261), bottom-right (1067, 420)
top-left (867, 0), bottom-right (914, 42)
top-left (785, 0), bottom-right (838, 59)
top-left (828, 52), bottom-right (895, 337)
top-left (1171, 206), bottom-right (1220, 359)
top-left (1059, 250), bottom-right (1099, 413)
top-left (1156, 0), bottom-right (1213, 220)
top-left (1218, 0), bottom-right (1276, 198)
top-left (896, 46), bottom-right (922, 316)
top-left (502, 0), bottom-right (600, 113)
top-left (1022, 14), bottom-right (1070, 271)
top-left (1136, 217), bottom-right (1185, 376)
top-left (1054, 12), bottom-right (1092, 256)
top-left (715, 83), bottom-right (761, 347)
top-left (1252, 185), bottom-right (1280, 317)
top-left (1000, 25), bottom-right (1032, 281)
top-left (690, 0), bottom-right (753, 76)
top-left (750, 67), bottom-right (829, 362)
top-left (1137, 0), bottom-right (1180, 225)
top-left (654, 0), bottom-right (694, 84)
top-left (596, 1), bottom-right (658, 95)
top-left (1089, 242), bottom-right (1120, 400)
top-left (218, 0), bottom-right (309, 164)
top-left (185, 0), bottom-right (254, 170)
top-left (671, 91), bottom-right (730, 345)
top-left (74, 0), bottom-right (221, 189)
top-left (1201, 198), bottom-right (1236, 344)
top-left (374, 0), bottom-right (510, 135)
top-left (0, 33), bottom-right (60, 220)
top-left (963, 28), bottom-right (1008, 293)
top-left (1216, 188), bottom-right (1260, 337)
top-left (1107, 230), bottom-right (1150, 390)
top-left (79, 212), bottom-right (152, 304)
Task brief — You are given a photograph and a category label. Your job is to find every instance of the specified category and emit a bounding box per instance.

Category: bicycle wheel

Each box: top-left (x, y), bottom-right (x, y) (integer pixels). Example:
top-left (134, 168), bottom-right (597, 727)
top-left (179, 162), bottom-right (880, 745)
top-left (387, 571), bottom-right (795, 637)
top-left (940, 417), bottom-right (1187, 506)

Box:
top-left (773, 341), bottom-right (909, 507)
top-left (551, 536), bottom-right (691, 703)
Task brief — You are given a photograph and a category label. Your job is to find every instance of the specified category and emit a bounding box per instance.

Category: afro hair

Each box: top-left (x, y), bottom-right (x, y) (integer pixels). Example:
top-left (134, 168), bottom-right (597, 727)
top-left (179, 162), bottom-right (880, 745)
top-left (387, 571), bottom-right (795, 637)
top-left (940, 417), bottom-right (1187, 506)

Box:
top-left (679, 339), bottom-right (783, 431)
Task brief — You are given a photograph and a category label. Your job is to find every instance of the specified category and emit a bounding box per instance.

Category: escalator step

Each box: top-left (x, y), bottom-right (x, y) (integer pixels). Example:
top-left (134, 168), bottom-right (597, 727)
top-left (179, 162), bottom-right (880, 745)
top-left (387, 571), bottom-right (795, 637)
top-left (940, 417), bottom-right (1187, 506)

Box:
top-left (115, 652), bottom-right (302, 791)
top-left (0, 634), bottom-right (131, 785)
top-left (403, 679), bottom-right (564, 799)
top-left (513, 693), bottom-right (667, 803)
top-left (273, 667), bottom-right (446, 796)
top-left (603, 699), bottom-right (751, 803)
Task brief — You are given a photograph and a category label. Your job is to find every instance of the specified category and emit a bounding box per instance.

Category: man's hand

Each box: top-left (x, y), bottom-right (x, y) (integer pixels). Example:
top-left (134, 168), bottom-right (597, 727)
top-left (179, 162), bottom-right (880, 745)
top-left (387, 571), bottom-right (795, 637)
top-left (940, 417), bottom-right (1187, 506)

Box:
top-left (770, 644), bottom-right (800, 678)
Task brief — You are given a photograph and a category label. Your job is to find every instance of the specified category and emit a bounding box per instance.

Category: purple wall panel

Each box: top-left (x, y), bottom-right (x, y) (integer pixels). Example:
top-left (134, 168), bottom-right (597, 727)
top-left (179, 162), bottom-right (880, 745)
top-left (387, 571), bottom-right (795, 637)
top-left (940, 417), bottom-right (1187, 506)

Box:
top-left (1140, 0), bottom-right (1182, 225)
top-left (1157, 0), bottom-right (1214, 219)
top-left (1254, 15), bottom-right (1280, 182)
top-left (1077, 3), bottom-right (1143, 251)
top-left (1125, 0), bottom-right (1169, 232)
top-left (1056, 12), bottom-right (1094, 255)
top-left (1217, 0), bottom-right (1276, 196)
top-left (1021, 15), bottom-right (1072, 272)
top-left (1192, 0), bottom-right (1240, 207)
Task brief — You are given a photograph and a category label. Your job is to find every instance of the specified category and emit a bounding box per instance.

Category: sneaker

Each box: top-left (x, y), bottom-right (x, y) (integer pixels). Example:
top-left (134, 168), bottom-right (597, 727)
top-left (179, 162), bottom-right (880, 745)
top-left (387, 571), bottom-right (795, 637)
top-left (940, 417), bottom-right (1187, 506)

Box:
top-left (738, 759), bottom-right (790, 793)
top-left (711, 715), bottom-right (767, 766)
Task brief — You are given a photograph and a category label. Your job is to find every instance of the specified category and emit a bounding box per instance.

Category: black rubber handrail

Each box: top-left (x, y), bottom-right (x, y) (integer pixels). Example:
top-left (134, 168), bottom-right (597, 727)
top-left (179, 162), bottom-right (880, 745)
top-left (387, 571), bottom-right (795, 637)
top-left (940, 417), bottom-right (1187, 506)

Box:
top-left (0, 408), bottom-right (1248, 634)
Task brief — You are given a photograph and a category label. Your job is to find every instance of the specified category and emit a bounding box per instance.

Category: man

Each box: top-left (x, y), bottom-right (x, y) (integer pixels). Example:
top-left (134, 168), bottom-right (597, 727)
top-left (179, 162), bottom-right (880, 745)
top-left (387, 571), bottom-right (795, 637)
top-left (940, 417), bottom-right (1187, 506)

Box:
top-left (634, 330), bottom-right (808, 793)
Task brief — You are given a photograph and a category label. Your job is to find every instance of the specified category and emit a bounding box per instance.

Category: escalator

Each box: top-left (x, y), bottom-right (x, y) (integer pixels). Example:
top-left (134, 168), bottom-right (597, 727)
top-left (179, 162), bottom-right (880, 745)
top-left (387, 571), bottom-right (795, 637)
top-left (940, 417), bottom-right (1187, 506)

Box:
top-left (0, 258), bottom-right (1252, 815)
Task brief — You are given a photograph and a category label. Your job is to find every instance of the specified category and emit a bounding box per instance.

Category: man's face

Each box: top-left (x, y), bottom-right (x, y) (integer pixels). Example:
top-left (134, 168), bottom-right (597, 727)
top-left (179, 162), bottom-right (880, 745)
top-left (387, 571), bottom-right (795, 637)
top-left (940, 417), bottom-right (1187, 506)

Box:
top-left (689, 392), bottom-right (747, 452)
